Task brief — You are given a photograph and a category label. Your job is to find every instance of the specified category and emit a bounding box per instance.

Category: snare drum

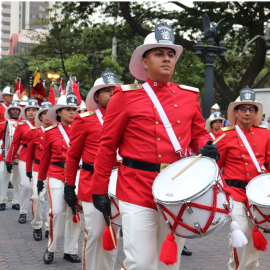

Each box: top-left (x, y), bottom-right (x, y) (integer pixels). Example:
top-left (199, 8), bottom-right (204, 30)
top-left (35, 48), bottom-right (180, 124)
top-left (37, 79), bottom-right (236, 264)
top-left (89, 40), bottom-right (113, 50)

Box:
top-left (246, 174), bottom-right (270, 231)
top-left (108, 169), bottom-right (121, 227)
top-left (152, 156), bottom-right (233, 238)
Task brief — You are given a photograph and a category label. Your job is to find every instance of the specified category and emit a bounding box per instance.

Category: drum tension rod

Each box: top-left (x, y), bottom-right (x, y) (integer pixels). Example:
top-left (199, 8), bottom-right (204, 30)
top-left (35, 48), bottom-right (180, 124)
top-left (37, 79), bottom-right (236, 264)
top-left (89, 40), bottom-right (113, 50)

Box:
top-left (184, 200), bottom-right (193, 214)
top-left (223, 202), bottom-right (230, 211)
top-left (215, 181), bottom-right (222, 193)
top-left (194, 222), bottom-right (204, 236)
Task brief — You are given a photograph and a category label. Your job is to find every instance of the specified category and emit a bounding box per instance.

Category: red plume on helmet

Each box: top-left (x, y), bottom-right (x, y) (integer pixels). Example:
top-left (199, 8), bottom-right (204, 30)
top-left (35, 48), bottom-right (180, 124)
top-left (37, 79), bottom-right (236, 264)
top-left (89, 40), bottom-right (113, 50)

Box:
top-left (72, 77), bottom-right (82, 106)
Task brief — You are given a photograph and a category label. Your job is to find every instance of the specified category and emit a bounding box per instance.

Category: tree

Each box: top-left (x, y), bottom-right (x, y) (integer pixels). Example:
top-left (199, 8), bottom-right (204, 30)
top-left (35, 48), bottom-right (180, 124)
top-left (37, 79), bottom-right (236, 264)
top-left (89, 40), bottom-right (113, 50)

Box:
top-left (60, 1), bottom-right (270, 107)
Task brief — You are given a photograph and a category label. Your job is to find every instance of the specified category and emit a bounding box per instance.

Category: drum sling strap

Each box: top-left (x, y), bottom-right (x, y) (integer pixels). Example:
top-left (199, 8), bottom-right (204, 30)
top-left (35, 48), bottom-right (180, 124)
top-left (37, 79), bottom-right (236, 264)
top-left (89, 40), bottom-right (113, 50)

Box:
top-left (209, 132), bottom-right (215, 140)
top-left (2, 103), bottom-right (7, 109)
top-left (157, 173), bottom-right (231, 235)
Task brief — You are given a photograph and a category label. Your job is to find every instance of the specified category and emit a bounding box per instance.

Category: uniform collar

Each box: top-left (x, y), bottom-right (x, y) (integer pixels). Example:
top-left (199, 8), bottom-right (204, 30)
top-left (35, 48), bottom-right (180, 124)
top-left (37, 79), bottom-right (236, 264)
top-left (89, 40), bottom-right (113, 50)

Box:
top-left (238, 124), bottom-right (252, 133)
top-left (60, 123), bottom-right (70, 130)
top-left (146, 78), bottom-right (171, 90)
top-left (98, 106), bottom-right (106, 117)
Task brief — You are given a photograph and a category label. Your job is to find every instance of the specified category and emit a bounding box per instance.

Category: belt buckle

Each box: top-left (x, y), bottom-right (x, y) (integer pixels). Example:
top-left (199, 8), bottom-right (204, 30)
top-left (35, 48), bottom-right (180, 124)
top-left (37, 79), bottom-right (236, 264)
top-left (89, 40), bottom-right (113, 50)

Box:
top-left (64, 163), bottom-right (66, 169)
top-left (160, 163), bottom-right (169, 173)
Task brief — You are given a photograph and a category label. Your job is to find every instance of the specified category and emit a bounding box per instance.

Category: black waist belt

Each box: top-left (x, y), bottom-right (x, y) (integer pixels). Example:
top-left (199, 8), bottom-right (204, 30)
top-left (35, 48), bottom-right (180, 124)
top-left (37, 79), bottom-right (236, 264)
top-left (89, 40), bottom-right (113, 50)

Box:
top-left (51, 162), bottom-right (65, 169)
top-left (23, 144), bottom-right (27, 148)
top-left (35, 159), bottom-right (40, 164)
top-left (82, 162), bottom-right (94, 173)
top-left (122, 158), bottom-right (160, 173)
top-left (225, 180), bottom-right (248, 190)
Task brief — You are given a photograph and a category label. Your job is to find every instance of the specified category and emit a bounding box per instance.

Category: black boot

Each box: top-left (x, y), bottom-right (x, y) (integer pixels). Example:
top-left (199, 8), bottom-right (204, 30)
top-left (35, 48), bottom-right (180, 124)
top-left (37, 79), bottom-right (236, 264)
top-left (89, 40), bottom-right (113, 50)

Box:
top-left (33, 228), bottom-right (42, 241)
top-left (0, 203), bottom-right (6, 211)
top-left (18, 214), bottom-right (26, 224)
top-left (12, 204), bottom-right (20, 210)
top-left (182, 246), bottom-right (192, 256)
top-left (45, 230), bottom-right (49, 238)
top-left (43, 249), bottom-right (54, 264)
top-left (63, 253), bottom-right (81, 263)
top-left (8, 182), bottom-right (13, 189)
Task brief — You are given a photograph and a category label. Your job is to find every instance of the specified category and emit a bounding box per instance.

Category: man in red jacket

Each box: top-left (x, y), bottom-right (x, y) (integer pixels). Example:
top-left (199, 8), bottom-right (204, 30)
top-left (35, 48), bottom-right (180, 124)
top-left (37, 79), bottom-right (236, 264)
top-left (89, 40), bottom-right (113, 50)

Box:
top-left (26, 101), bottom-right (52, 241)
top-left (64, 70), bottom-right (121, 270)
top-left (216, 87), bottom-right (270, 270)
top-left (90, 23), bottom-right (219, 270)
top-left (0, 101), bottom-right (21, 211)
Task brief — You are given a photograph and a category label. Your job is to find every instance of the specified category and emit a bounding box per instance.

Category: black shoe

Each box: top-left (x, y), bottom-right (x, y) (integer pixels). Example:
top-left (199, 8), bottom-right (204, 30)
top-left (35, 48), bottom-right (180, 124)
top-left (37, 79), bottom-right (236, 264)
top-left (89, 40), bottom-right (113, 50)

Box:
top-left (8, 182), bottom-right (13, 189)
top-left (264, 230), bottom-right (270, 233)
top-left (182, 246), bottom-right (192, 256)
top-left (33, 228), bottom-right (42, 241)
top-left (18, 214), bottom-right (26, 224)
top-left (0, 203), bottom-right (6, 211)
top-left (45, 230), bottom-right (49, 238)
top-left (63, 253), bottom-right (81, 263)
top-left (12, 204), bottom-right (20, 210)
top-left (43, 249), bottom-right (54, 264)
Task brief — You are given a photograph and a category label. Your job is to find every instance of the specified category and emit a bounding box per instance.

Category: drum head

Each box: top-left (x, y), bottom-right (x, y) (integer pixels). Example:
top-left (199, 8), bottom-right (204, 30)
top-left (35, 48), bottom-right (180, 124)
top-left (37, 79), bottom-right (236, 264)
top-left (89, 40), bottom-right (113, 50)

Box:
top-left (246, 174), bottom-right (270, 207)
top-left (108, 169), bottom-right (118, 197)
top-left (153, 156), bottom-right (218, 203)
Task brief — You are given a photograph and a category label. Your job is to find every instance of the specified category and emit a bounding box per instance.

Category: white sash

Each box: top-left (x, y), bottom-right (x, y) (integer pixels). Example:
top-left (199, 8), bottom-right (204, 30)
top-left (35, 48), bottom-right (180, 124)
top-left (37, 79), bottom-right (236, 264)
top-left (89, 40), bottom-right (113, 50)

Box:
top-left (95, 108), bottom-right (122, 161)
top-left (2, 103), bottom-right (7, 109)
top-left (209, 132), bottom-right (215, 140)
top-left (235, 125), bottom-right (262, 173)
top-left (26, 120), bottom-right (33, 129)
top-left (58, 123), bottom-right (70, 147)
top-left (41, 125), bottom-right (45, 133)
top-left (142, 82), bottom-right (183, 154)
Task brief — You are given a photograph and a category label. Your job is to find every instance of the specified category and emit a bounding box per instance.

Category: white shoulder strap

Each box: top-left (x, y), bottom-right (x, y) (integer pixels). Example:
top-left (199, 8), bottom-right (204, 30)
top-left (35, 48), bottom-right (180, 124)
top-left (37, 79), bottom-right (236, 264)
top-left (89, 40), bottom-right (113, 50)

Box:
top-left (58, 123), bottom-right (70, 147)
top-left (95, 108), bottom-right (104, 125)
top-left (41, 125), bottom-right (45, 133)
top-left (26, 120), bottom-right (33, 129)
top-left (142, 82), bottom-right (182, 153)
top-left (235, 125), bottom-right (261, 173)
top-left (2, 103), bottom-right (7, 109)
top-left (209, 132), bottom-right (215, 140)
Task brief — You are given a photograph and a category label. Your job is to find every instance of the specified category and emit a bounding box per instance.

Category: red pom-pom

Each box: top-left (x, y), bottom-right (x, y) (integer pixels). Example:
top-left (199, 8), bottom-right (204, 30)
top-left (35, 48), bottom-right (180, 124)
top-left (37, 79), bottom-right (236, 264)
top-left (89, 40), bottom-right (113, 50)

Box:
top-left (102, 225), bottom-right (117, 251)
top-left (72, 212), bottom-right (80, 223)
top-left (159, 232), bottom-right (178, 266)
top-left (253, 226), bottom-right (268, 251)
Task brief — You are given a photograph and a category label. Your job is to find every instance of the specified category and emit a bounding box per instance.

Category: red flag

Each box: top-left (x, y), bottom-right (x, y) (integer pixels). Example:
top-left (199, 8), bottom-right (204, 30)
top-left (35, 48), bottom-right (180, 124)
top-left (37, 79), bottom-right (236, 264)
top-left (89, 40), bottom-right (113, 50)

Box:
top-left (19, 79), bottom-right (25, 97)
top-left (31, 71), bottom-right (47, 105)
top-left (15, 78), bottom-right (21, 99)
top-left (72, 79), bottom-right (82, 105)
top-left (48, 85), bottom-right (55, 106)
top-left (59, 79), bottom-right (65, 97)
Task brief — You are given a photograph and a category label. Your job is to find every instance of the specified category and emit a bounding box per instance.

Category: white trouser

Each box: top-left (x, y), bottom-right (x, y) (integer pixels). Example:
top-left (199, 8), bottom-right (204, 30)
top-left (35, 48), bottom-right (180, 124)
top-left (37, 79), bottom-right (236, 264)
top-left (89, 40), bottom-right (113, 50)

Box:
top-left (47, 177), bottom-right (80, 254)
top-left (31, 171), bottom-right (50, 231)
top-left (82, 201), bottom-right (120, 270)
top-left (228, 201), bottom-right (260, 270)
top-left (0, 161), bottom-right (20, 205)
top-left (120, 201), bottom-right (185, 270)
top-left (19, 160), bottom-right (32, 214)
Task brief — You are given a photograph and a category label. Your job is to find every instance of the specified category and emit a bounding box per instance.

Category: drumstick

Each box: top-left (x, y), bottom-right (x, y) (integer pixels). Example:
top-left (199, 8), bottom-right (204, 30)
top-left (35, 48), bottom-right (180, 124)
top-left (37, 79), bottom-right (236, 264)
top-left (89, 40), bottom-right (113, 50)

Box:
top-left (109, 222), bottom-right (117, 249)
top-left (172, 133), bottom-right (226, 180)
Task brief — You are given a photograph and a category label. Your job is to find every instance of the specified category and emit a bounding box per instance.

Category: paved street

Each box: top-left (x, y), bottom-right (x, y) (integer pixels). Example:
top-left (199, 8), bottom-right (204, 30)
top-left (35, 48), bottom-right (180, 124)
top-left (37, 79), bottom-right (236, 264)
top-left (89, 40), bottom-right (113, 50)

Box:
top-left (1, 202), bottom-right (270, 269)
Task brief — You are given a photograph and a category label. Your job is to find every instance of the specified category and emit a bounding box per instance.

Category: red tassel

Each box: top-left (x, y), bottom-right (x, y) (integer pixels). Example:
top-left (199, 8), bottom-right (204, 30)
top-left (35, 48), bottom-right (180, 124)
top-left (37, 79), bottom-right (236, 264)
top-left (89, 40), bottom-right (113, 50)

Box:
top-left (159, 232), bottom-right (178, 266)
top-left (102, 225), bottom-right (117, 251)
top-left (253, 226), bottom-right (268, 251)
top-left (72, 212), bottom-right (80, 223)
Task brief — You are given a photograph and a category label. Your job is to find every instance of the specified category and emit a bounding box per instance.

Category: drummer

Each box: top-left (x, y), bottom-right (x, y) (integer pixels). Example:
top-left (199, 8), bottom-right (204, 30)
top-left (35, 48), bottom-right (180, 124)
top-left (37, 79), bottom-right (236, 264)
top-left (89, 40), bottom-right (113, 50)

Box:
top-left (216, 87), bottom-right (270, 270)
top-left (90, 23), bottom-right (218, 270)
top-left (5, 99), bottom-right (39, 224)
top-left (205, 111), bottom-right (224, 140)
top-left (0, 85), bottom-right (14, 122)
top-left (26, 101), bottom-right (52, 241)
top-left (0, 100), bottom-right (22, 211)
top-left (64, 70), bottom-right (121, 270)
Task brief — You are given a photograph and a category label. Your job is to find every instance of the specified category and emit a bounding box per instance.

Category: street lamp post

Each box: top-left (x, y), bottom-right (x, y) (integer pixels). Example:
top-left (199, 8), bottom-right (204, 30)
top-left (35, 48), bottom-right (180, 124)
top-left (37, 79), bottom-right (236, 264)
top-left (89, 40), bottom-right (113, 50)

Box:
top-left (193, 14), bottom-right (227, 119)
top-left (29, 76), bottom-right (33, 98)
top-left (86, 50), bottom-right (106, 83)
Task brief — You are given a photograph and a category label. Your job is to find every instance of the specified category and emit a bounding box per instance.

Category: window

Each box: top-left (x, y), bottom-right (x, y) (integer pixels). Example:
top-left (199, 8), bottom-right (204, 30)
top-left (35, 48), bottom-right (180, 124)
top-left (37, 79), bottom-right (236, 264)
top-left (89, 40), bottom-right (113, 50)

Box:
top-left (2, 13), bottom-right (10, 18)
top-left (2, 21), bottom-right (10, 26)
top-left (2, 30), bottom-right (10, 34)
top-left (1, 47), bottom-right (9, 51)
top-left (1, 38), bottom-right (9, 43)
top-left (2, 4), bottom-right (11, 9)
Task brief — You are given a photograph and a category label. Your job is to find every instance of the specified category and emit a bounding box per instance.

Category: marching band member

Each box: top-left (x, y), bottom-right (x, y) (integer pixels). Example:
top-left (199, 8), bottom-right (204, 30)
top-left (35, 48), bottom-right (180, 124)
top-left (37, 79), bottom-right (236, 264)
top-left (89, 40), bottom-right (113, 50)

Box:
top-left (216, 87), bottom-right (270, 270)
top-left (26, 101), bottom-right (52, 241)
top-left (90, 23), bottom-right (218, 270)
top-left (64, 70), bottom-right (121, 270)
top-left (5, 99), bottom-right (39, 224)
top-left (0, 101), bottom-right (22, 211)
top-left (0, 85), bottom-right (13, 122)
top-left (205, 111), bottom-right (224, 140)
top-left (37, 93), bottom-right (81, 264)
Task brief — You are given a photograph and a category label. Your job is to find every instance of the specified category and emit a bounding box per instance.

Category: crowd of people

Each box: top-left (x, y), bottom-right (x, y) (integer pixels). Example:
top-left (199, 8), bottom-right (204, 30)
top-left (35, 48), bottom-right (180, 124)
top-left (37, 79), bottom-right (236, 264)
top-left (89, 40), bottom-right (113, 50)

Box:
top-left (0, 22), bottom-right (269, 270)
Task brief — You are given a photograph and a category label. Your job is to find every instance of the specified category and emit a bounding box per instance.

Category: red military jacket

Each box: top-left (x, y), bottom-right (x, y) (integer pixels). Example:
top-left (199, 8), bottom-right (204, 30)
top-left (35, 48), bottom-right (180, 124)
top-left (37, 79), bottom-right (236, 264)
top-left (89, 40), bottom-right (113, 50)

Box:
top-left (38, 123), bottom-right (72, 182)
top-left (6, 121), bottom-right (35, 163)
top-left (26, 126), bottom-right (45, 173)
top-left (216, 125), bottom-right (270, 202)
top-left (0, 103), bottom-right (9, 122)
top-left (0, 121), bottom-right (7, 161)
top-left (66, 107), bottom-right (119, 202)
top-left (90, 78), bottom-right (209, 209)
